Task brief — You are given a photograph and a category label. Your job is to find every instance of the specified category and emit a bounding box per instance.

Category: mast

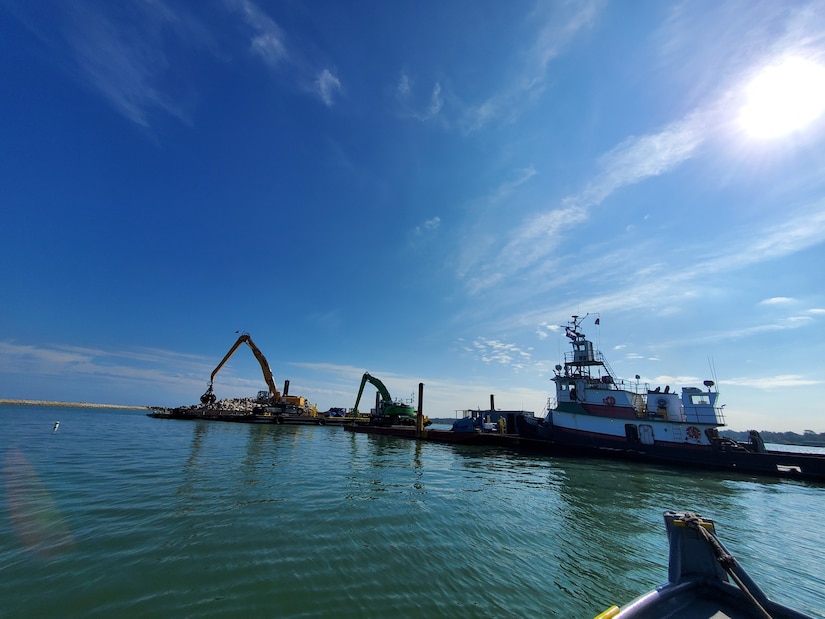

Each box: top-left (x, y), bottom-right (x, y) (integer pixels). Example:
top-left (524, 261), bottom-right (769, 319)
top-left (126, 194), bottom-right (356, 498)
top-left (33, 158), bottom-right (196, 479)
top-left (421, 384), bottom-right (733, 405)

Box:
top-left (563, 315), bottom-right (611, 382)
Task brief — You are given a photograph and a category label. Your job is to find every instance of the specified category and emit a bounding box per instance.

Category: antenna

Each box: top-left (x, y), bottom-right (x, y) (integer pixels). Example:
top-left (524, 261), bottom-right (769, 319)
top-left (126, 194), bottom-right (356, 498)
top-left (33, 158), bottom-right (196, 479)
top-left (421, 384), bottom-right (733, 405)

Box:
top-left (707, 356), bottom-right (720, 393)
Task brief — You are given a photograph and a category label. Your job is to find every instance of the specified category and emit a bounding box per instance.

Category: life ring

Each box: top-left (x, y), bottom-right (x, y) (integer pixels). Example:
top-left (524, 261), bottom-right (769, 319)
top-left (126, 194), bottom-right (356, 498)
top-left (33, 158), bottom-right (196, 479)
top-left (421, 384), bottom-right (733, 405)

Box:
top-left (686, 426), bottom-right (701, 440)
top-left (603, 396), bottom-right (616, 406)
top-left (657, 398), bottom-right (668, 409)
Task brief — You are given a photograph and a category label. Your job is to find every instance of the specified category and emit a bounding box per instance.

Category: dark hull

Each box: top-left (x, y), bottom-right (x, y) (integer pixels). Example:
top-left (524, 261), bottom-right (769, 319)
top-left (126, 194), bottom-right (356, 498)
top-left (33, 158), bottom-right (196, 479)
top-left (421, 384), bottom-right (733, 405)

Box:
top-left (517, 418), bottom-right (825, 482)
top-left (344, 424), bottom-right (521, 446)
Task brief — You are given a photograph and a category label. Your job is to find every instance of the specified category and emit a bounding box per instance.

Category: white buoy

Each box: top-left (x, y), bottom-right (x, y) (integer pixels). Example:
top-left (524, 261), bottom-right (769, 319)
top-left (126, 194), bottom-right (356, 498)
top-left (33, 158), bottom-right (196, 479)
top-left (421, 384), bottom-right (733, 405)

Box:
top-left (53, 421), bottom-right (60, 432)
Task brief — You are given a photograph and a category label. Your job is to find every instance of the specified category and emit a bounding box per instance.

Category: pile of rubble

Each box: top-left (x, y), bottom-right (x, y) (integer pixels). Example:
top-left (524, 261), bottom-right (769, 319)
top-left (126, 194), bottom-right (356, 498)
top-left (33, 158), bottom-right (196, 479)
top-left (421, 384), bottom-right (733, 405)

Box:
top-left (172, 397), bottom-right (259, 412)
top-left (212, 397), bottom-right (258, 411)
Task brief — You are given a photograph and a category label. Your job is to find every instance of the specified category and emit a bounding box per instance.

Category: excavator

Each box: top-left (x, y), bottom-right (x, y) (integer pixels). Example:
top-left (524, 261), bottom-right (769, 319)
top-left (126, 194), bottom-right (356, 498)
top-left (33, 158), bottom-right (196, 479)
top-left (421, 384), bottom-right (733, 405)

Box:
top-left (352, 372), bottom-right (417, 426)
top-left (200, 333), bottom-right (282, 407)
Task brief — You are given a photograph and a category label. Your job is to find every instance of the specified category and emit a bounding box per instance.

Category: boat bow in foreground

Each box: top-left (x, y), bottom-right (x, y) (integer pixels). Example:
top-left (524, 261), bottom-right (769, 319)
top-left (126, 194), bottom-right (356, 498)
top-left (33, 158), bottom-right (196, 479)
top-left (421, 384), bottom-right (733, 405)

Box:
top-left (596, 510), bottom-right (812, 619)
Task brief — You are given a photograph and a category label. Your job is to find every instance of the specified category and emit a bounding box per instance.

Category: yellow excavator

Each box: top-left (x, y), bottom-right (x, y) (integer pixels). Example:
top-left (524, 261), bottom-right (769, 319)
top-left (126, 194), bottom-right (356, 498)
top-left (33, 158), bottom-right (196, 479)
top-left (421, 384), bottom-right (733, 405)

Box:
top-left (200, 333), bottom-right (282, 407)
top-left (352, 372), bottom-right (417, 426)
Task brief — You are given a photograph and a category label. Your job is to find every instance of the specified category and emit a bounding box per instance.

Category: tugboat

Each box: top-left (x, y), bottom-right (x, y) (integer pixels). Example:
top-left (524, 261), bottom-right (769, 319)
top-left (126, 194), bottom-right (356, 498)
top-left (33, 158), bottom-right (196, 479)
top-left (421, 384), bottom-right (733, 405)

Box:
top-left (518, 315), bottom-right (825, 482)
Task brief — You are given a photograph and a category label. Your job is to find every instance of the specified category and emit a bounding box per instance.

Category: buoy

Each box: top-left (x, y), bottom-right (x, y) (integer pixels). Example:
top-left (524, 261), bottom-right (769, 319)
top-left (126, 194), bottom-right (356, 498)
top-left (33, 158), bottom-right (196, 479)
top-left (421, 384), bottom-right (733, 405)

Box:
top-left (53, 421), bottom-right (60, 432)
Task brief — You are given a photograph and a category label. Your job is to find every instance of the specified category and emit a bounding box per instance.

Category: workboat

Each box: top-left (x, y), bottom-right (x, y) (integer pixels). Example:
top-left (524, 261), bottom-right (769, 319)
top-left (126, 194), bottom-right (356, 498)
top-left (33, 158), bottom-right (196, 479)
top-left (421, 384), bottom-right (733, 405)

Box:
top-left (595, 511), bottom-right (813, 618)
top-left (517, 315), bottom-right (825, 481)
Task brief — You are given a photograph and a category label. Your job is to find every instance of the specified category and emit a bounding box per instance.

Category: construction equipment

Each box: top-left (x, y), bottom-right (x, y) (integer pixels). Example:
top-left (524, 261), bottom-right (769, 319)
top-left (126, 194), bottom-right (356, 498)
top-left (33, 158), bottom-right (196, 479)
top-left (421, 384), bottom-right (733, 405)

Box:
top-left (352, 372), bottom-right (416, 426)
top-left (200, 333), bottom-right (281, 406)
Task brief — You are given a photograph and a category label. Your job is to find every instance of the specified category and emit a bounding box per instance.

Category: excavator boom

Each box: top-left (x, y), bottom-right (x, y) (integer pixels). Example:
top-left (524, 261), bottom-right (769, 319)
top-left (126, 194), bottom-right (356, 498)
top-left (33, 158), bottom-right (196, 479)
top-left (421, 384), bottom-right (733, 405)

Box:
top-left (352, 372), bottom-right (392, 414)
top-left (352, 372), bottom-right (415, 420)
top-left (201, 333), bottom-right (281, 404)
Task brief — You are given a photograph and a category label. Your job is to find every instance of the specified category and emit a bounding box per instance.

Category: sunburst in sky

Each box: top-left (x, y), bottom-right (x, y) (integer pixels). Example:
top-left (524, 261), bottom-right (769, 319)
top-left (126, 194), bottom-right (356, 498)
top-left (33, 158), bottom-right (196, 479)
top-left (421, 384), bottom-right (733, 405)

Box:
top-left (739, 56), bottom-right (825, 139)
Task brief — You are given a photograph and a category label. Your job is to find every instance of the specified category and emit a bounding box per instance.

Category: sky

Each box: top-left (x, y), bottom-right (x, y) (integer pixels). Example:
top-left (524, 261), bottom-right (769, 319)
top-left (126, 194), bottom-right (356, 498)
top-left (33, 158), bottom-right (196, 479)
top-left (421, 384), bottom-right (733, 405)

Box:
top-left (2, 0), bottom-right (825, 432)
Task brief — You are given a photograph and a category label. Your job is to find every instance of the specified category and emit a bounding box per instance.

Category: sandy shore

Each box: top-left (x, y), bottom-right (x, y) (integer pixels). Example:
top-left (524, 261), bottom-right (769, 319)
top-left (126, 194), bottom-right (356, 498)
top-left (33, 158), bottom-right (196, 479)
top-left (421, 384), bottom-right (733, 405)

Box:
top-left (0, 399), bottom-right (149, 410)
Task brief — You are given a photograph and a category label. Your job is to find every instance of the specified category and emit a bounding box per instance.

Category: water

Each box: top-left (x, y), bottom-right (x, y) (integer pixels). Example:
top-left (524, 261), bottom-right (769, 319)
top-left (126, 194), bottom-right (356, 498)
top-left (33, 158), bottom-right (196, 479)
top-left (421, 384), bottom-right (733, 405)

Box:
top-left (2, 405), bottom-right (824, 618)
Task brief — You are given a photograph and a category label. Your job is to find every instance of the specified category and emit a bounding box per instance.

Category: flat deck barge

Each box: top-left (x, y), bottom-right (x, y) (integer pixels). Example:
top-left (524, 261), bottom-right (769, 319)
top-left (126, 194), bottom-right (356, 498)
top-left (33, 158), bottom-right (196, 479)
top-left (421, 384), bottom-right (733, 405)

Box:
top-left (343, 423), bottom-right (524, 447)
top-left (148, 407), bottom-right (369, 426)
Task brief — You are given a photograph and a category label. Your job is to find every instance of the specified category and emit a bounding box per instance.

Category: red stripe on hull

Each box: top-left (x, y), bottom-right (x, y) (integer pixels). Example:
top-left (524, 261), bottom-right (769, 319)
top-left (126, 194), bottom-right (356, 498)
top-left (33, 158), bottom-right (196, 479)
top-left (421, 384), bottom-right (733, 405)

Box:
top-left (578, 404), bottom-right (638, 419)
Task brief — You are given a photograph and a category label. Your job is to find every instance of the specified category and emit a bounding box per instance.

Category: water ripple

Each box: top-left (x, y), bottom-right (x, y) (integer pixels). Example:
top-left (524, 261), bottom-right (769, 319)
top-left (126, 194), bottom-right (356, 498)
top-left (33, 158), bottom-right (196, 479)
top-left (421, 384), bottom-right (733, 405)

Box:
top-left (1, 407), bottom-right (824, 618)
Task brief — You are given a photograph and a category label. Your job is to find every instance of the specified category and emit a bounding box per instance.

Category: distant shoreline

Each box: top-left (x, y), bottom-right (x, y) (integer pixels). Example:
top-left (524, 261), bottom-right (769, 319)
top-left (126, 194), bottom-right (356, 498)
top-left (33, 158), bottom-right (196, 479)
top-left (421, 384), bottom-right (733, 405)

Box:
top-left (0, 399), bottom-right (149, 410)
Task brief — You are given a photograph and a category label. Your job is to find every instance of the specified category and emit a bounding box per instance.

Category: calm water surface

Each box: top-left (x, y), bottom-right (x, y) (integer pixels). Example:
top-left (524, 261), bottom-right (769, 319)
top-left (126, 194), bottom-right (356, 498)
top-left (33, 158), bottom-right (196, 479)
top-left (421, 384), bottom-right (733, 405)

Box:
top-left (2, 405), bottom-right (823, 618)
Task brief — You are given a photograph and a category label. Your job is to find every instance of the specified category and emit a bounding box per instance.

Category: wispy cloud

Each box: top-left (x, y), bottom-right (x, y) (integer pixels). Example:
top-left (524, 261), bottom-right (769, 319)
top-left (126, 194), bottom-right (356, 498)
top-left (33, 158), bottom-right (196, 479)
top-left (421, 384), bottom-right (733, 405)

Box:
top-left (760, 297), bottom-right (795, 305)
top-left (5, 0), bottom-right (341, 127)
top-left (428, 83), bottom-right (443, 117)
top-left (588, 115), bottom-right (705, 202)
top-left (457, 114), bottom-right (705, 297)
top-left (315, 68), bottom-right (342, 106)
top-left (535, 321), bottom-right (563, 340)
top-left (489, 166), bottom-right (537, 203)
top-left (462, 191), bottom-right (825, 345)
top-left (472, 338), bottom-right (533, 369)
top-left (460, 1), bottom-right (602, 133)
top-left (395, 74), bottom-right (444, 121)
top-left (305, 309), bottom-right (343, 332)
top-left (453, 166), bottom-right (540, 285)
top-left (725, 374), bottom-right (823, 388)
top-left (413, 216), bottom-right (441, 236)
top-left (231, 0), bottom-right (288, 67)
top-left (12, 1), bottom-right (209, 128)
top-left (250, 32), bottom-right (287, 67)
top-left (392, 2), bottom-right (600, 132)
top-left (0, 341), bottom-right (209, 387)
top-left (397, 73), bottom-right (411, 97)
top-left (230, 1), bottom-right (343, 107)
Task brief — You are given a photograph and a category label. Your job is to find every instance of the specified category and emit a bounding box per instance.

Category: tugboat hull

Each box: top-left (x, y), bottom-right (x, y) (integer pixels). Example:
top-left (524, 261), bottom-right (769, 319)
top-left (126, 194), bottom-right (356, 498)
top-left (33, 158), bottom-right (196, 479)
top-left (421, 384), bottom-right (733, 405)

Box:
top-left (518, 416), bottom-right (825, 481)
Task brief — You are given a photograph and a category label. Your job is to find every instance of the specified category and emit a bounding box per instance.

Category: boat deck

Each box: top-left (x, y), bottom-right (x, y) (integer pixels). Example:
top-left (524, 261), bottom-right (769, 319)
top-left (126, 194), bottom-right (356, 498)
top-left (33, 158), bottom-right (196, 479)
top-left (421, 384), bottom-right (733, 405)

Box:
top-left (148, 408), bottom-right (370, 426)
top-left (343, 423), bottom-right (524, 446)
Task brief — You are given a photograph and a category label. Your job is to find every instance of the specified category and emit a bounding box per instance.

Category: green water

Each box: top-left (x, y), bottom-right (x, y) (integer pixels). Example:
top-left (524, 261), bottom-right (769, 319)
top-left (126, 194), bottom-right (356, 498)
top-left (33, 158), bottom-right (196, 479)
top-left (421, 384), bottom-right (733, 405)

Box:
top-left (1, 405), bottom-right (823, 618)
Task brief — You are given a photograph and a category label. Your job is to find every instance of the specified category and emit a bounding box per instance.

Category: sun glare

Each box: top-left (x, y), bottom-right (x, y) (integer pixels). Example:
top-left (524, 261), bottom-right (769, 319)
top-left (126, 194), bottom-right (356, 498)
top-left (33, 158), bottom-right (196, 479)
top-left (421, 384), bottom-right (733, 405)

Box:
top-left (739, 57), bottom-right (825, 139)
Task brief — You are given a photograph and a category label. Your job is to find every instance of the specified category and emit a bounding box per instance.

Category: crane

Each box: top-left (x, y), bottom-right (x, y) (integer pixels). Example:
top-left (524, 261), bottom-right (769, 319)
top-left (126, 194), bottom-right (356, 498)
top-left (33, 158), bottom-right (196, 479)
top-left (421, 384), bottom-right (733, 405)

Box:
top-left (200, 333), bottom-right (281, 406)
top-left (352, 372), bottom-right (416, 426)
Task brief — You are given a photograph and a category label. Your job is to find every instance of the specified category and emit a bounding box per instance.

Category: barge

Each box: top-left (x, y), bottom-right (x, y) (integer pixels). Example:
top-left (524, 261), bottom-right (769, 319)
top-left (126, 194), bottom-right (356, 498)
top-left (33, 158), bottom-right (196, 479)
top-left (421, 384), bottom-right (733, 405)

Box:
top-left (148, 405), bottom-right (367, 426)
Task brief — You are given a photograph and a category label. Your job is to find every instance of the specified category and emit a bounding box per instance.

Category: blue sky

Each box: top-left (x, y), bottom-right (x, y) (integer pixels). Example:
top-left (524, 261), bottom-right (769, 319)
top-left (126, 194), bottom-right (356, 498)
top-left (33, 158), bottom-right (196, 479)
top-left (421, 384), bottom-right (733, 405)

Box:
top-left (2, 0), bottom-right (825, 432)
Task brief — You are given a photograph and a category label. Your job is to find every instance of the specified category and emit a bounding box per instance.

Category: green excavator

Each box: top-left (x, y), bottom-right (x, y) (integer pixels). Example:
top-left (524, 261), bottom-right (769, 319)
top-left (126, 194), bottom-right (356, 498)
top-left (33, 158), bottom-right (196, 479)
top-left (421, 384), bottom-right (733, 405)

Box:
top-left (352, 372), bottom-right (417, 426)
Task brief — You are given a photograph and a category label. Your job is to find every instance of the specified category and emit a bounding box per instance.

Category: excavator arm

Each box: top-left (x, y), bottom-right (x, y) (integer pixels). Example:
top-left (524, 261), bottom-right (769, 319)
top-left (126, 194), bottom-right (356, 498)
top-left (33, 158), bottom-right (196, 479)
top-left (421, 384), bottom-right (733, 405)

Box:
top-left (201, 333), bottom-right (281, 405)
top-left (351, 372), bottom-right (394, 416)
top-left (351, 371), bottom-right (417, 425)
